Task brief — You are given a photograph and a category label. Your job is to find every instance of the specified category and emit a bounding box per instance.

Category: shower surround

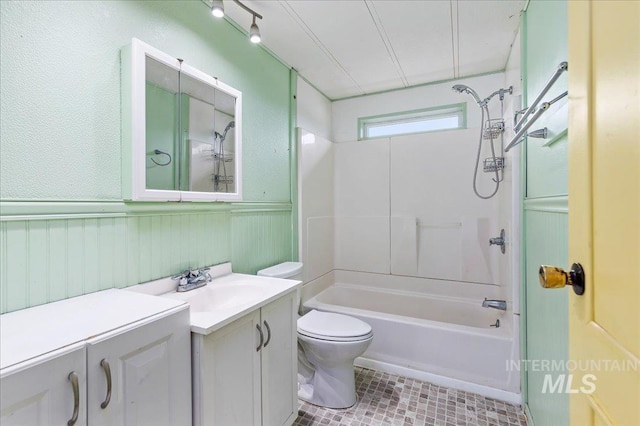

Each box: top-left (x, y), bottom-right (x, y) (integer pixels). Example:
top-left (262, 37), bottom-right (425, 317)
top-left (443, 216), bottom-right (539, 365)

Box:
top-left (298, 71), bottom-right (522, 401)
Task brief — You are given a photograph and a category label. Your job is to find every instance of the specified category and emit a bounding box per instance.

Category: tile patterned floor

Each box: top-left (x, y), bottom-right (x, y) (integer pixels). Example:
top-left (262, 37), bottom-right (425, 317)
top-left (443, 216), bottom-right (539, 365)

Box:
top-left (293, 367), bottom-right (527, 426)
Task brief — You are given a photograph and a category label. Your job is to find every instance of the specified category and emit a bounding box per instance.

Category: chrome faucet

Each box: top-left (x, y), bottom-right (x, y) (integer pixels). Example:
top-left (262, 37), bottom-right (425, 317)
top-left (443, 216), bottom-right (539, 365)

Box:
top-left (482, 298), bottom-right (507, 311)
top-left (172, 268), bottom-right (212, 292)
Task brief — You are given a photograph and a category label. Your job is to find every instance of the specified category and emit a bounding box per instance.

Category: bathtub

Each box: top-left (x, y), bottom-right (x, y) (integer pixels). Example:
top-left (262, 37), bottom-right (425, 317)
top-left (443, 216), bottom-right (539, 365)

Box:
top-left (302, 271), bottom-right (520, 404)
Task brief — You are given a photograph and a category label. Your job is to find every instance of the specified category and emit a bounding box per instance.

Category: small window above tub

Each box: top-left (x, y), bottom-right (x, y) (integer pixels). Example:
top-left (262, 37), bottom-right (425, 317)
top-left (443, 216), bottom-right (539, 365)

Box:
top-left (358, 103), bottom-right (466, 140)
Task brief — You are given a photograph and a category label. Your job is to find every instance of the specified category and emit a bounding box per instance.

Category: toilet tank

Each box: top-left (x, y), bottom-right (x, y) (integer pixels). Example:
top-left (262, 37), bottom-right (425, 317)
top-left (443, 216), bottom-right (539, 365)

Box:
top-left (257, 262), bottom-right (303, 281)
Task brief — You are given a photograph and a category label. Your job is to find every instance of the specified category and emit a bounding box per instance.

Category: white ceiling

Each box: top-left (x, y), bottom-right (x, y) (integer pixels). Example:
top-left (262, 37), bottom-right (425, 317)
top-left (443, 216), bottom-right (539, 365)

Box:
top-left (224, 0), bottom-right (525, 100)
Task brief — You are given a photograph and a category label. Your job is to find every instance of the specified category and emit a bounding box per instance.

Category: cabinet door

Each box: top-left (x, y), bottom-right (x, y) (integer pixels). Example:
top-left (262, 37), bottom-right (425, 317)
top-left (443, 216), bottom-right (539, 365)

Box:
top-left (261, 290), bottom-right (298, 426)
top-left (86, 307), bottom-right (191, 426)
top-left (0, 345), bottom-right (86, 426)
top-left (196, 309), bottom-right (261, 426)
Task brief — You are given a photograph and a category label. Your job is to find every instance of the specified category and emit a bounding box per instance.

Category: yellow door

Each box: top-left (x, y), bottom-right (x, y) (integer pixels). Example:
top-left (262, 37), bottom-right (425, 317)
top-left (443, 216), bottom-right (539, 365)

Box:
top-left (568, 1), bottom-right (640, 425)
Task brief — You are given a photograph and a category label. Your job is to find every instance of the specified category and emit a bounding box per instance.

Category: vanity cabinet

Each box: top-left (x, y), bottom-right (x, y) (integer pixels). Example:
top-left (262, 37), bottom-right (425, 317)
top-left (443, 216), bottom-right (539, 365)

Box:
top-left (86, 310), bottom-right (191, 425)
top-left (0, 289), bottom-right (192, 426)
top-left (192, 289), bottom-right (298, 426)
top-left (0, 345), bottom-right (87, 426)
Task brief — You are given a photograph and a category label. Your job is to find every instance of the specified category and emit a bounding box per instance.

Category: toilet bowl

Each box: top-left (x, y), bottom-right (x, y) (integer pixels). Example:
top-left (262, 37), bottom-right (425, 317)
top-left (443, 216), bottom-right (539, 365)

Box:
top-left (297, 310), bottom-right (373, 409)
top-left (255, 262), bottom-right (373, 409)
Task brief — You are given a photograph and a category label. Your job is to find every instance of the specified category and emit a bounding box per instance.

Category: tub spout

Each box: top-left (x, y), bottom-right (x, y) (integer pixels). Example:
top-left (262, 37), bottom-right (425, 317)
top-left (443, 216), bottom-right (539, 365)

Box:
top-left (482, 298), bottom-right (507, 311)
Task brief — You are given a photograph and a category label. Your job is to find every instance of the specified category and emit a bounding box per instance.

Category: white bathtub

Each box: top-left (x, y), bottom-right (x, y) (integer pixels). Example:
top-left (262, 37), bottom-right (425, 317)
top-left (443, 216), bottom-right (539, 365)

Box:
top-left (302, 271), bottom-right (521, 404)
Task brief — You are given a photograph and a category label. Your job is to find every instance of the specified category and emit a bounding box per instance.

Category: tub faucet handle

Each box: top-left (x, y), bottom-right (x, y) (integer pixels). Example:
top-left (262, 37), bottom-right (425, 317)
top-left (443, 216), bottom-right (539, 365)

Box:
top-left (482, 298), bottom-right (507, 311)
top-left (489, 229), bottom-right (506, 254)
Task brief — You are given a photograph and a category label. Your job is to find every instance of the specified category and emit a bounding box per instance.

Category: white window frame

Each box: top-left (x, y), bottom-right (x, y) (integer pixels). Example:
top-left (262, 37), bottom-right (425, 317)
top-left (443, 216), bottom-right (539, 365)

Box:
top-left (358, 103), bottom-right (466, 140)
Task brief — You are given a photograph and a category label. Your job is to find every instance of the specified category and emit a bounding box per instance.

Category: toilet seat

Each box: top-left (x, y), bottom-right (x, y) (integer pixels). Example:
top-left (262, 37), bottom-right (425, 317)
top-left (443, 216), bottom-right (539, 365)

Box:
top-left (298, 310), bottom-right (373, 342)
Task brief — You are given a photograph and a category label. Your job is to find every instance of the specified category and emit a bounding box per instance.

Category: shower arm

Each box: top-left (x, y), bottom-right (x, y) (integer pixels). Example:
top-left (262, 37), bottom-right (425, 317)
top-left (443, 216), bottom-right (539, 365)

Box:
top-left (504, 91), bottom-right (567, 152)
top-left (515, 61), bottom-right (568, 132)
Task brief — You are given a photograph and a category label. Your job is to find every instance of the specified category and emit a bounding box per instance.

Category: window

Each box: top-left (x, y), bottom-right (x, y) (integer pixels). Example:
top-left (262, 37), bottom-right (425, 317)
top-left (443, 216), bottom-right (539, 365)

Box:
top-left (358, 103), bottom-right (466, 140)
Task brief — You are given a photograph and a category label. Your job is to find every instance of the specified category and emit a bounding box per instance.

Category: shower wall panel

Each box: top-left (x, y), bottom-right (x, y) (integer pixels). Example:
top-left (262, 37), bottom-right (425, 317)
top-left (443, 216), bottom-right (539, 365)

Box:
top-left (331, 73), bottom-right (512, 296)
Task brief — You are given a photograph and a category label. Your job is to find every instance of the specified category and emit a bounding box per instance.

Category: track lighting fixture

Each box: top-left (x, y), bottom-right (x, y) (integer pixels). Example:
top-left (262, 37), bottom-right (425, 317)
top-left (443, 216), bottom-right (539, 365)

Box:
top-left (249, 15), bottom-right (261, 43)
top-left (209, 0), bottom-right (263, 44)
top-left (211, 0), bottom-right (224, 18)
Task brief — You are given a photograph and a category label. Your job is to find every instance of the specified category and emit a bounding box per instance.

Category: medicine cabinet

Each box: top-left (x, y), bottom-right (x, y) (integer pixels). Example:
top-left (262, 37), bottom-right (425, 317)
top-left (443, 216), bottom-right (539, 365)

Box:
top-left (122, 38), bottom-right (242, 201)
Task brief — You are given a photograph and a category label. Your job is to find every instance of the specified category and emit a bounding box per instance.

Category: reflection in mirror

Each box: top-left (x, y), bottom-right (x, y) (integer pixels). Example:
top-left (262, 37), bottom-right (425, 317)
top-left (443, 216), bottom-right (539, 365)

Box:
top-left (145, 56), bottom-right (179, 191)
top-left (180, 74), bottom-right (237, 194)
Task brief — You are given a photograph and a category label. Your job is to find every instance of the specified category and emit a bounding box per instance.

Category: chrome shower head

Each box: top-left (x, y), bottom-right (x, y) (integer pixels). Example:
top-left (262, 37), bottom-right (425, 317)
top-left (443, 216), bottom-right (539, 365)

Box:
top-left (452, 84), bottom-right (482, 105)
top-left (452, 84), bottom-right (468, 93)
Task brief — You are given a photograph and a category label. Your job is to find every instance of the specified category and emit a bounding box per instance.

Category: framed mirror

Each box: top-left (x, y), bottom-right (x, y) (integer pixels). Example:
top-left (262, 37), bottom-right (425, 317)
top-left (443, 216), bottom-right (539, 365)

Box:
top-left (122, 38), bottom-right (242, 202)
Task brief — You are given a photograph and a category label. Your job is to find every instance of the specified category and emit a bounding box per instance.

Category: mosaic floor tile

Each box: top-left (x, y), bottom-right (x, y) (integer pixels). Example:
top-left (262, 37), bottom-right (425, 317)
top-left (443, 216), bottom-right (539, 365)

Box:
top-left (293, 367), bottom-right (527, 426)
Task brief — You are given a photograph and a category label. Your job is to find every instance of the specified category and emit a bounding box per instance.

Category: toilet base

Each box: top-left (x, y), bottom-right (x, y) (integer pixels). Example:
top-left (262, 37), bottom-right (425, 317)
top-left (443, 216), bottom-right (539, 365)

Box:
top-left (297, 364), bottom-right (358, 409)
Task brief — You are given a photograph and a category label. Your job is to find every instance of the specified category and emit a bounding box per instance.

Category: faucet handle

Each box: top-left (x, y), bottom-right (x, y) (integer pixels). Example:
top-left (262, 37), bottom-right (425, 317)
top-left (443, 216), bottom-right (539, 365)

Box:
top-left (172, 267), bottom-right (212, 285)
top-left (171, 270), bottom-right (190, 280)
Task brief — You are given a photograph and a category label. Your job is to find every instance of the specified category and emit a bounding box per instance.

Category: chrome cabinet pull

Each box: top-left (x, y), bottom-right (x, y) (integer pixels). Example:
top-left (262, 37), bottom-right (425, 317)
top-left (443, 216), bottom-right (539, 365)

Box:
top-left (67, 372), bottom-right (79, 426)
top-left (263, 320), bottom-right (271, 348)
top-left (256, 324), bottom-right (264, 351)
top-left (100, 358), bottom-right (112, 409)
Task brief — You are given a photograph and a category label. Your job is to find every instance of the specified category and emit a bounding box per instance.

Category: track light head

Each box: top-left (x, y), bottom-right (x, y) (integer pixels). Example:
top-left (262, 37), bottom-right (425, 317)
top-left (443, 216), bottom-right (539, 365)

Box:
top-left (211, 0), bottom-right (224, 18)
top-left (210, 0), bottom-right (262, 44)
top-left (249, 16), bottom-right (261, 43)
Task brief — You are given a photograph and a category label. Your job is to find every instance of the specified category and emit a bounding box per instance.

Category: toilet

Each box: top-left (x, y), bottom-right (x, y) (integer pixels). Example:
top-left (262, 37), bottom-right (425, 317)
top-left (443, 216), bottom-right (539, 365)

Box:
top-left (296, 310), bottom-right (373, 408)
top-left (257, 262), bottom-right (373, 409)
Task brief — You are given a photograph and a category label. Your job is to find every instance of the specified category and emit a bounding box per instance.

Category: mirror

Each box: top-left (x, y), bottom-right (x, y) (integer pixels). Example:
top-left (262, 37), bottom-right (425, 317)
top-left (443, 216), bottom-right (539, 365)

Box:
top-left (122, 38), bottom-right (242, 202)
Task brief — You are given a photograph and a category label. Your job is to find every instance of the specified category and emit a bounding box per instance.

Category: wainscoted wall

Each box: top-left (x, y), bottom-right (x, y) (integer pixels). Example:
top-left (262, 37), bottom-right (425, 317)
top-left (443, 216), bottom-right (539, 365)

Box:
top-left (230, 208), bottom-right (293, 275)
top-left (0, 1), bottom-right (294, 313)
top-left (0, 204), bottom-right (291, 314)
top-left (520, 1), bottom-right (569, 424)
top-left (523, 199), bottom-right (568, 424)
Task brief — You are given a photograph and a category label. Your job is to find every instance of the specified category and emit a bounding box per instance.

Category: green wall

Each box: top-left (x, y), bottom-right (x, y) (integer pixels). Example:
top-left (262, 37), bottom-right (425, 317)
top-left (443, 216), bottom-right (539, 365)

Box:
top-left (521, 1), bottom-right (569, 424)
top-left (0, 1), bottom-right (294, 313)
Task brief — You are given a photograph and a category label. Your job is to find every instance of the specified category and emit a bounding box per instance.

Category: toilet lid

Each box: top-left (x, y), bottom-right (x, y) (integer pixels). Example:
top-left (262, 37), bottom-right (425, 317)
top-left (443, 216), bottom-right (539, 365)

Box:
top-left (297, 310), bottom-right (372, 341)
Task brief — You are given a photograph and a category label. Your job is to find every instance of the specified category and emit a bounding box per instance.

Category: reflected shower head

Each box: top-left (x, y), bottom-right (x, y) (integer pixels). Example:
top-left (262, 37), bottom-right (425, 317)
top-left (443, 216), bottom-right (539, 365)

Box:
top-left (215, 121), bottom-right (236, 142)
top-left (452, 84), bottom-right (482, 105)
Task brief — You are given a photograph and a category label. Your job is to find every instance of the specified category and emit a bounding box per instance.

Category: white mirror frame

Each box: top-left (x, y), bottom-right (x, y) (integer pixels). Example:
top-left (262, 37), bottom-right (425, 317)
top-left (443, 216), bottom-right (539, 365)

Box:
top-left (122, 38), bottom-right (243, 202)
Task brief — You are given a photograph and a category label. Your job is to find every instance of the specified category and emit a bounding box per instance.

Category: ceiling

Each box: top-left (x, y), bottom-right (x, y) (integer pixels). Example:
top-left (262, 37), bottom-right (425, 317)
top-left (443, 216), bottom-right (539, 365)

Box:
top-left (223, 0), bottom-right (526, 100)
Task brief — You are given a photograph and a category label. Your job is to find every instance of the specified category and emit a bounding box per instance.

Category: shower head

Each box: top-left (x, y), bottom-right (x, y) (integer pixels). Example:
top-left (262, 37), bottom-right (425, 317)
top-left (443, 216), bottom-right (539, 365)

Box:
top-left (452, 84), bottom-right (482, 105)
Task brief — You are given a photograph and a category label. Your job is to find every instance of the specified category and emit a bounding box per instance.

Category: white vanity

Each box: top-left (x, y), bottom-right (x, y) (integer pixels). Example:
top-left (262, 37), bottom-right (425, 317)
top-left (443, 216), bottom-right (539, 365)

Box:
top-left (0, 263), bottom-right (301, 426)
top-left (0, 289), bottom-right (192, 425)
top-left (131, 262), bottom-right (302, 426)
top-left (189, 283), bottom-right (299, 426)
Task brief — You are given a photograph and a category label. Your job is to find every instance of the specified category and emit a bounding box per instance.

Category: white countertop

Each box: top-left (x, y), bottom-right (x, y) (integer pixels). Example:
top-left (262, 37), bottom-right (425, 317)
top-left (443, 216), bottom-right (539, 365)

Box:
top-left (127, 264), bottom-right (301, 335)
top-left (0, 289), bottom-right (187, 370)
top-left (166, 273), bottom-right (301, 335)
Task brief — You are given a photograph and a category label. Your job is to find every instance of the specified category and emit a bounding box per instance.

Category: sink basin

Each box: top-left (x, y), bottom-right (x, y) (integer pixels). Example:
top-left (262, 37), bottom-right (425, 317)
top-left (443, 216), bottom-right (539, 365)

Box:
top-left (166, 281), bottom-right (270, 312)
top-left (126, 264), bottom-right (302, 335)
